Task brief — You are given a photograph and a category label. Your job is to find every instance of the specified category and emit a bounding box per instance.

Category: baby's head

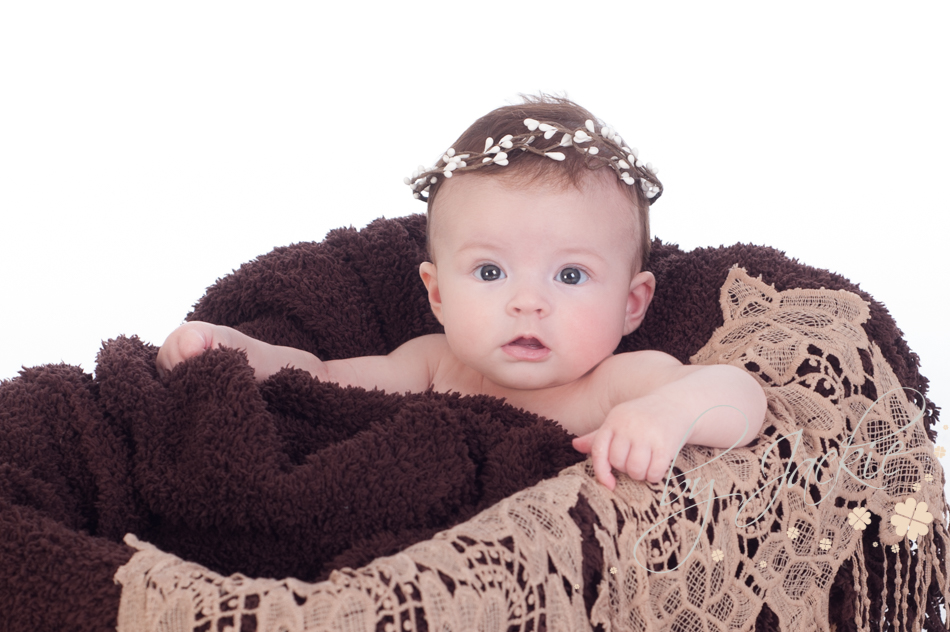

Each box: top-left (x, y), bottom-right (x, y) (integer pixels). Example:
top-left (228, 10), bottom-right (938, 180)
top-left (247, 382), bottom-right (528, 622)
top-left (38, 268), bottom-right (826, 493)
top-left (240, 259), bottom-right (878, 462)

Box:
top-left (409, 95), bottom-right (662, 273)
top-left (411, 96), bottom-right (664, 391)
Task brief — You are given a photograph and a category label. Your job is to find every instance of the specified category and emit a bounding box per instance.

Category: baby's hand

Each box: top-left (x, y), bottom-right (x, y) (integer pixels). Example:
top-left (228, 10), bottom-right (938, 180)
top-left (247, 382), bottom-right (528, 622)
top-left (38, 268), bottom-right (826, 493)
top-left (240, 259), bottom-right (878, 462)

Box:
top-left (157, 321), bottom-right (324, 381)
top-left (572, 398), bottom-right (688, 490)
top-left (156, 321), bottom-right (236, 377)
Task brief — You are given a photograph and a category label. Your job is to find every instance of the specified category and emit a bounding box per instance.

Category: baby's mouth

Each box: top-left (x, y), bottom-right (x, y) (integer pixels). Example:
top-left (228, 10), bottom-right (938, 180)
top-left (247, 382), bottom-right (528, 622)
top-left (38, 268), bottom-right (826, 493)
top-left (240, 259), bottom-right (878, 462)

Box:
top-left (502, 336), bottom-right (549, 361)
top-left (509, 336), bottom-right (546, 349)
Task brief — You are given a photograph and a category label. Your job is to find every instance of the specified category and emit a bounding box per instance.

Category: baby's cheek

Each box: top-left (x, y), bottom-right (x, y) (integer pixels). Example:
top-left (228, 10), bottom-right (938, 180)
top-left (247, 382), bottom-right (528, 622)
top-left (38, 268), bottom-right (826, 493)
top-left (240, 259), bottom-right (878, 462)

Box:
top-left (447, 290), bottom-right (493, 328)
top-left (576, 310), bottom-right (625, 360)
top-left (441, 313), bottom-right (484, 360)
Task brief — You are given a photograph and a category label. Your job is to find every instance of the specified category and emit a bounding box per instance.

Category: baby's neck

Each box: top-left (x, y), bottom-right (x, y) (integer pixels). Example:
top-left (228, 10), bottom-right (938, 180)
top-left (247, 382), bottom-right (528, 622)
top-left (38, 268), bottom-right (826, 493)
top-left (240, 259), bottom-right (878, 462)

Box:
top-left (431, 358), bottom-right (607, 436)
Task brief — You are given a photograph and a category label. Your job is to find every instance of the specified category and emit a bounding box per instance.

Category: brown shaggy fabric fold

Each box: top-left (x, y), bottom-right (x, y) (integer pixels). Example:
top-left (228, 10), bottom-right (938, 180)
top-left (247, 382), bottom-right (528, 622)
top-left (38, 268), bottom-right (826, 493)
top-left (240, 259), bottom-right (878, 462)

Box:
top-left (0, 214), bottom-right (939, 631)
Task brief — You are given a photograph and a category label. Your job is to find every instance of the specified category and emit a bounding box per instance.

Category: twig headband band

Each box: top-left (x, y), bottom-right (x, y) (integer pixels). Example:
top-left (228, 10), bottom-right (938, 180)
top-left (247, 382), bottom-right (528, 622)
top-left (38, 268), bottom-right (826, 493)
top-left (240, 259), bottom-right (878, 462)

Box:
top-left (405, 118), bottom-right (663, 204)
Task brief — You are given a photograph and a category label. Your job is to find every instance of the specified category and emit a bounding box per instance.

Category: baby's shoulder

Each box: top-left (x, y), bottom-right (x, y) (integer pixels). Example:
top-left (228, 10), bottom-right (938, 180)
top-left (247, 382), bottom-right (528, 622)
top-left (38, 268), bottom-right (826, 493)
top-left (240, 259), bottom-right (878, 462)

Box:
top-left (599, 349), bottom-right (681, 373)
top-left (595, 349), bottom-right (683, 403)
top-left (393, 333), bottom-right (451, 364)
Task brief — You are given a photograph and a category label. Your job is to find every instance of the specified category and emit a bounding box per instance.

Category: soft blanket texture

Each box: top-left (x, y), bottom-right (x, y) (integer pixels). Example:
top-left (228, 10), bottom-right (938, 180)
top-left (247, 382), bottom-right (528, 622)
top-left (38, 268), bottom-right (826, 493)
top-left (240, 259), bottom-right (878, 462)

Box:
top-left (1, 214), bottom-right (945, 631)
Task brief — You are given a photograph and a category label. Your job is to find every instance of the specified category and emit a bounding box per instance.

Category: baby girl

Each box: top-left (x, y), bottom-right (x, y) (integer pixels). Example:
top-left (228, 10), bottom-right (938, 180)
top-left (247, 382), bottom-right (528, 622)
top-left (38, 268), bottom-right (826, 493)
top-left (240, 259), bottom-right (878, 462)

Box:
top-left (158, 95), bottom-right (767, 490)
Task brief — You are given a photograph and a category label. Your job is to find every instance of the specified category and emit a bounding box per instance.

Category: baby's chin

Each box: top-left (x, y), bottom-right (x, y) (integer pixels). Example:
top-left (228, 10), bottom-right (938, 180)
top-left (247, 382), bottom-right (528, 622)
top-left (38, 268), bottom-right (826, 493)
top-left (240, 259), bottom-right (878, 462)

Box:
top-left (480, 366), bottom-right (585, 394)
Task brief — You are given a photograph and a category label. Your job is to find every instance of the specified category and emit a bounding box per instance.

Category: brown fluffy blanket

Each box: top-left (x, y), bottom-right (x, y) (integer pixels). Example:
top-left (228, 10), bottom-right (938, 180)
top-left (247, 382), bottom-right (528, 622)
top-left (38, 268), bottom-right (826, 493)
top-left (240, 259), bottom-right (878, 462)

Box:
top-left (0, 214), bottom-right (940, 631)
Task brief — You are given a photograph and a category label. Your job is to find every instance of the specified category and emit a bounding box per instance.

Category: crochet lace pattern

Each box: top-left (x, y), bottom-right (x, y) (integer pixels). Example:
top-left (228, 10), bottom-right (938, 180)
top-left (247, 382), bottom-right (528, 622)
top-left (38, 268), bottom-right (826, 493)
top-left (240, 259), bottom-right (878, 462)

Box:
top-left (115, 268), bottom-right (950, 632)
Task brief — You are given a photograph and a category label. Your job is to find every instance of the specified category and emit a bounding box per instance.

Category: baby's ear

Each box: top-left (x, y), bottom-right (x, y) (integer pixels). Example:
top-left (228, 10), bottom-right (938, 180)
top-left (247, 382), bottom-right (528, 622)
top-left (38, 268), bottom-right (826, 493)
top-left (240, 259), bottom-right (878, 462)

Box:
top-left (419, 262), bottom-right (445, 325)
top-left (623, 271), bottom-right (656, 335)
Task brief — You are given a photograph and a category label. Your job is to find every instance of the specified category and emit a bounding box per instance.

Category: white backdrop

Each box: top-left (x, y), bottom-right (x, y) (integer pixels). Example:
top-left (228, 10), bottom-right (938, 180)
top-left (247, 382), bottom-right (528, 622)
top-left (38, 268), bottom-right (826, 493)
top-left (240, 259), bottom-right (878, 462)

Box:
top-left (2, 4), bottom-right (947, 448)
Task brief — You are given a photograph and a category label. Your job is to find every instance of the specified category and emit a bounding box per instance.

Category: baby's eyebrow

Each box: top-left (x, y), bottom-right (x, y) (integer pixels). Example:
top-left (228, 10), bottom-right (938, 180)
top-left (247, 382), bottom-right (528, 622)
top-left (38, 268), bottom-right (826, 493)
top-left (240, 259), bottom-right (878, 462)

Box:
top-left (456, 242), bottom-right (499, 253)
top-left (552, 247), bottom-right (608, 263)
top-left (456, 242), bottom-right (607, 264)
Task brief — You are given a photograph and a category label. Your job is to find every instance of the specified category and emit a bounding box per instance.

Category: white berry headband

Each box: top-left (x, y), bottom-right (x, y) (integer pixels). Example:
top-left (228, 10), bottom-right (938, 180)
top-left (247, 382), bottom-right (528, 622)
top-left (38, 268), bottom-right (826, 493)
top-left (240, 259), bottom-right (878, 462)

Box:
top-left (405, 117), bottom-right (663, 203)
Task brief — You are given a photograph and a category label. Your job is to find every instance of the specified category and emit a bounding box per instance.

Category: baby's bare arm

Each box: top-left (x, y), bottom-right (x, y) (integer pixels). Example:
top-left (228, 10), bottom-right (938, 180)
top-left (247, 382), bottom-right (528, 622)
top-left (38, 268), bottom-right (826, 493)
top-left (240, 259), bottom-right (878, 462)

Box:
top-left (321, 334), bottom-right (444, 393)
top-left (574, 351), bottom-right (767, 488)
top-left (602, 351), bottom-right (766, 444)
top-left (156, 322), bottom-right (322, 380)
top-left (156, 321), bottom-right (441, 394)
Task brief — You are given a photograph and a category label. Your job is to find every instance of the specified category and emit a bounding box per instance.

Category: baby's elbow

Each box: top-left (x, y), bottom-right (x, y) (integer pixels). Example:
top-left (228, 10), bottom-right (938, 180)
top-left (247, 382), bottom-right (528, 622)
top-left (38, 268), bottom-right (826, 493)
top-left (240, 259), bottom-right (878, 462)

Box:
top-left (712, 364), bottom-right (767, 444)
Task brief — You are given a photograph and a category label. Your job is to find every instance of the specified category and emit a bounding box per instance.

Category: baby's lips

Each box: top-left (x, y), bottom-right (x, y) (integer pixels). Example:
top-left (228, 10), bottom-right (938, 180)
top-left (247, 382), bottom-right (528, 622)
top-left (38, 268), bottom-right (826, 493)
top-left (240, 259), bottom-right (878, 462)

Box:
top-left (501, 335), bottom-right (551, 361)
top-left (507, 335), bottom-right (547, 349)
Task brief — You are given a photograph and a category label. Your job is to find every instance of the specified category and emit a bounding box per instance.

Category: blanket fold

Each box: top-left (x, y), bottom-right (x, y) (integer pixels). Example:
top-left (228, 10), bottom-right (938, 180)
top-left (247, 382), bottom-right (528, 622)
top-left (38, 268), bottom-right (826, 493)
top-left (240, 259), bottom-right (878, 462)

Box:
top-left (1, 316), bottom-right (579, 631)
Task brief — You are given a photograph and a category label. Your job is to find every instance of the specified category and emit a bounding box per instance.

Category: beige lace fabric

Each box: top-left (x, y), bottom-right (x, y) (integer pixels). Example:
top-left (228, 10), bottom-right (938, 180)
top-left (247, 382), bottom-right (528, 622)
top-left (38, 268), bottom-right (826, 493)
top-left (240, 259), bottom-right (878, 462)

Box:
top-left (115, 268), bottom-right (950, 632)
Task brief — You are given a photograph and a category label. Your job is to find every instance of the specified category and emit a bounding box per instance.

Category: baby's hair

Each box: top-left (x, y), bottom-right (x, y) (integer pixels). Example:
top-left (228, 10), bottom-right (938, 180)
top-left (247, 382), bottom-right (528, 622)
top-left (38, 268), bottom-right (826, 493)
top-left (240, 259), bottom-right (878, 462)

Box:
top-left (421, 94), bottom-right (659, 271)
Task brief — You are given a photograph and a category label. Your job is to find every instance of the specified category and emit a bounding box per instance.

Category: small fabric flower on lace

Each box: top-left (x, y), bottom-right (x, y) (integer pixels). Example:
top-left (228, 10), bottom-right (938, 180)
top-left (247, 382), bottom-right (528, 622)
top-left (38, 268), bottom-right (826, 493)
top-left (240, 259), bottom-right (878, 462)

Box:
top-left (758, 560), bottom-right (767, 569)
top-left (891, 544), bottom-right (900, 553)
top-left (912, 482), bottom-right (922, 492)
top-left (890, 497), bottom-right (934, 541)
top-left (819, 537), bottom-right (832, 551)
top-left (712, 549), bottom-right (724, 562)
top-left (406, 118), bottom-right (663, 203)
top-left (786, 526), bottom-right (800, 540)
top-left (848, 507), bottom-right (873, 530)
top-left (925, 473), bottom-right (935, 483)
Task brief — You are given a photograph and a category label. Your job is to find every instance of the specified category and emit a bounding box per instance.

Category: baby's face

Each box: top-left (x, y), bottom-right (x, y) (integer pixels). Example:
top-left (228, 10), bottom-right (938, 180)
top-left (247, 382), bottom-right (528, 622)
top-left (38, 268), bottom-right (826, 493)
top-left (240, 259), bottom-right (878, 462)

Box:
top-left (420, 173), bottom-right (655, 391)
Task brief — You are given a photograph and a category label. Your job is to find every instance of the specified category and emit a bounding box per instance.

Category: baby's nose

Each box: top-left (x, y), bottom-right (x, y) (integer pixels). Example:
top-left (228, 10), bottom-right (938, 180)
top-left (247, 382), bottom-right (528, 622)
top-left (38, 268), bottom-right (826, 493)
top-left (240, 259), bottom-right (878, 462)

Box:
top-left (506, 285), bottom-right (550, 316)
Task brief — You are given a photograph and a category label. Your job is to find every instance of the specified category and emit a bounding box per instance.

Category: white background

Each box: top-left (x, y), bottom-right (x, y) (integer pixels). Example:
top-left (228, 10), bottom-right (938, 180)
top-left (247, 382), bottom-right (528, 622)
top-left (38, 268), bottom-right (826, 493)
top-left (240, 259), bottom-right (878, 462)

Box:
top-left (1, 4), bottom-right (947, 456)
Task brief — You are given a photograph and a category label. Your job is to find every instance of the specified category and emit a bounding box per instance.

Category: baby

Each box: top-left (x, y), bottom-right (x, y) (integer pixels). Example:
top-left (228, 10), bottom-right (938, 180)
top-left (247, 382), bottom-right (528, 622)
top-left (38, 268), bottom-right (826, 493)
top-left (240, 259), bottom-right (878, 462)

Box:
top-left (157, 96), bottom-right (767, 490)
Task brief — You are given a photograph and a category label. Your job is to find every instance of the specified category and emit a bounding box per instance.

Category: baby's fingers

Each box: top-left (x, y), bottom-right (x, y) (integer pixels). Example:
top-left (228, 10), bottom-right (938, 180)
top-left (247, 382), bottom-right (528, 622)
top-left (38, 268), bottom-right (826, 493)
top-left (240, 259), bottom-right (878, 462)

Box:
top-left (648, 450), bottom-right (678, 484)
top-left (573, 432), bottom-right (613, 487)
top-left (628, 448), bottom-right (674, 484)
top-left (156, 322), bottom-right (215, 376)
top-left (575, 430), bottom-right (623, 490)
top-left (572, 433), bottom-right (594, 455)
top-left (177, 326), bottom-right (213, 359)
top-left (590, 428), bottom-right (630, 490)
top-left (624, 443), bottom-right (653, 481)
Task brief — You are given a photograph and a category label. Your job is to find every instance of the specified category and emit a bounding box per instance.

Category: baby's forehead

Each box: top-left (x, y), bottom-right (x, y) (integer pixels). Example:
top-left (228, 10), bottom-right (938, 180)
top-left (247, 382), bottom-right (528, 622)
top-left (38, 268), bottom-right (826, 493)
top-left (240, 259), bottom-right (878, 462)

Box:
top-left (429, 171), bottom-right (642, 260)
top-left (440, 167), bottom-right (637, 205)
top-left (434, 170), bottom-right (640, 222)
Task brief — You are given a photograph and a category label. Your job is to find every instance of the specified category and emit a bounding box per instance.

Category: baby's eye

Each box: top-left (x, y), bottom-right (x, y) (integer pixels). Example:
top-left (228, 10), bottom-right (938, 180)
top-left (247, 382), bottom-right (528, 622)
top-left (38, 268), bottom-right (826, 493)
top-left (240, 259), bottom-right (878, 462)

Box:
top-left (476, 264), bottom-right (505, 281)
top-left (556, 267), bottom-right (589, 285)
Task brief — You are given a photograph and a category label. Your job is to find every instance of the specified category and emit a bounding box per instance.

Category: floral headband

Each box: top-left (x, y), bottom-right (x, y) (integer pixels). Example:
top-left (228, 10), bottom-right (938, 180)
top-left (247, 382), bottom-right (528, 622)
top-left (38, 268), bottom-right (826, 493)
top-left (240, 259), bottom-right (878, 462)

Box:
top-left (405, 118), bottom-right (663, 203)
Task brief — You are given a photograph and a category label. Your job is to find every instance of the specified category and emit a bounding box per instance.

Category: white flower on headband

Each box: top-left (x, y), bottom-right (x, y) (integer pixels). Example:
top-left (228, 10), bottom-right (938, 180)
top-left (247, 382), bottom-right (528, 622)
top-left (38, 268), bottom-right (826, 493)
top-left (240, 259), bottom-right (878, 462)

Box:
top-left (537, 123), bottom-right (558, 140)
top-left (406, 117), bottom-right (662, 203)
top-left (572, 129), bottom-right (593, 144)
